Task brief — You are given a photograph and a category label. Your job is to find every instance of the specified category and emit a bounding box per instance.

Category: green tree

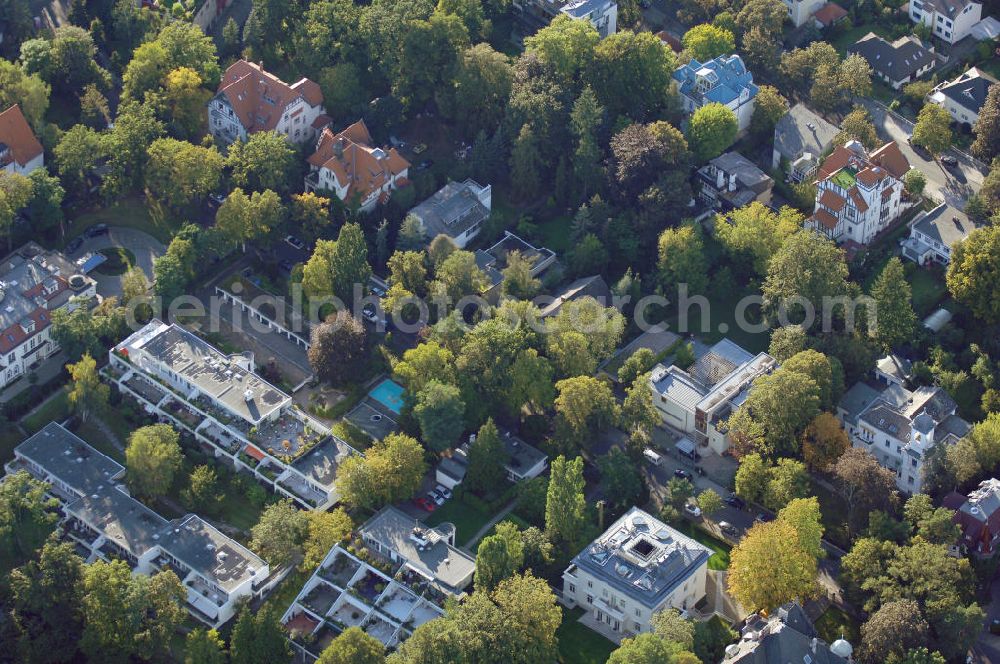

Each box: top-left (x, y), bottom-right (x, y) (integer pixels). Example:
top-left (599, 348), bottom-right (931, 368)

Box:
top-left (523, 14), bottom-right (599, 81)
top-left (66, 354), bottom-right (109, 425)
top-left (184, 629), bottom-right (226, 664)
top-left (859, 600), bottom-right (929, 664)
top-left (657, 224), bottom-right (708, 294)
top-left (869, 257), bottom-right (917, 351)
top-left (80, 562), bottom-right (186, 664)
top-left (502, 250), bottom-right (542, 299)
top-left (904, 169), bottom-right (926, 196)
top-left (571, 86), bottom-right (605, 199)
top-left (230, 607), bottom-right (292, 664)
top-left (226, 130), bottom-right (298, 194)
top-left (161, 66), bottom-right (210, 139)
top-left (727, 519), bottom-right (818, 612)
top-left (476, 521), bottom-right (526, 590)
top-left (553, 376), bottom-right (620, 451)
top-left (777, 497), bottom-right (824, 560)
top-left (591, 29), bottom-right (676, 121)
top-left (546, 455), bottom-right (588, 549)
top-left (727, 365), bottom-right (820, 457)
top-left (0, 62), bottom-right (49, 128)
top-left (215, 188), bottom-right (284, 251)
top-left (511, 123), bottom-right (543, 200)
top-left (317, 627), bottom-right (384, 664)
top-left (598, 449), bottom-right (644, 509)
top-left (335, 433), bottom-right (427, 510)
top-left (465, 419), bottom-right (510, 494)
top-left (54, 124), bottom-right (105, 197)
top-left (431, 250), bottom-right (489, 301)
top-left (414, 380), bottom-right (465, 452)
top-left (8, 539), bottom-right (85, 664)
top-left (833, 447), bottom-right (899, 537)
top-left (682, 23), bottom-right (735, 61)
top-left (716, 203), bottom-right (803, 278)
top-left (750, 84), bottom-right (788, 139)
top-left (735, 452), bottom-right (770, 506)
top-left (101, 101), bottom-right (165, 197)
top-left (182, 465), bottom-right (222, 515)
top-left (971, 83), bottom-right (1000, 162)
top-left (145, 138), bottom-right (224, 209)
top-left (122, 22), bottom-right (220, 103)
top-left (394, 341), bottom-right (457, 394)
top-left (912, 103), bottom-right (953, 157)
top-left (834, 106), bottom-right (881, 150)
top-left (687, 102), bottom-right (738, 162)
top-left (618, 347), bottom-right (656, 386)
top-left (307, 313), bottom-right (367, 385)
top-left (621, 375), bottom-right (661, 441)
top-left (946, 224), bottom-right (1000, 324)
top-left (763, 229), bottom-right (850, 326)
top-left (443, 43), bottom-right (512, 138)
top-left (698, 488), bottom-right (723, 516)
top-left (26, 169), bottom-right (65, 238)
top-left (0, 472), bottom-right (59, 574)
top-left (125, 424), bottom-right (183, 499)
top-left (302, 508), bottom-right (353, 572)
top-left (250, 500), bottom-right (308, 569)
top-left (608, 632), bottom-right (695, 663)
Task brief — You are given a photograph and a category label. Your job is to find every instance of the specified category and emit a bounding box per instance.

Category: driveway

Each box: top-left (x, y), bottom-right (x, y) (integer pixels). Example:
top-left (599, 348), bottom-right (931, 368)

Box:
top-left (855, 98), bottom-right (984, 209)
top-left (73, 227), bottom-right (165, 299)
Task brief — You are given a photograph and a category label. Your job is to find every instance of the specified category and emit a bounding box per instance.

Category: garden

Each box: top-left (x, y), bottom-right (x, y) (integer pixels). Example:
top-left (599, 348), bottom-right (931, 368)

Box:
top-left (556, 608), bottom-right (617, 664)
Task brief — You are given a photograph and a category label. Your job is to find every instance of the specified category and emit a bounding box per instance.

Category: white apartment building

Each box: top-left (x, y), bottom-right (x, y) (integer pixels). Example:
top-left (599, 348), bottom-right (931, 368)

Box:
top-left (673, 55), bottom-right (759, 132)
top-left (209, 60), bottom-right (327, 147)
top-left (0, 104), bottom-right (44, 175)
top-left (649, 339), bottom-right (777, 455)
top-left (282, 545), bottom-right (446, 658)
top-left (562, 507), bottom-right (711, 638)
top-left (109, 319), bottom-right (358, 509)
top-left (929, 67), bottom-right (998, 126)
top-left (909, 0), bottom-right (982, 44)
top-left (5, 422), bottom-right (272, 627)
top-left (902, 203), bottom-right (977, 266)
top-left (0, 242), bottom-right (97, 390)
top-left (407, 179), bottom-right (492, 249)
top-left (513, 0), bottom-right (618, 37)
top-left (305, 120), bottom-right (410, 213)
top-left (806, 140), bottom-right (911, 246)
top-left (837, 381), bottom-right (970, 493)
top-left (783, 0), bottom-right (825, 27)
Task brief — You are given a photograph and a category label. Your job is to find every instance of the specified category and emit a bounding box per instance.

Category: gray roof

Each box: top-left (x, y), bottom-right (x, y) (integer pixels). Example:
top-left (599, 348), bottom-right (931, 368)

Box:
top-left (437, 456), bottom-right (467, 482)
top-left (561, 0), bottom-right (615, 19)
top-left (651, 364), bottom-right (708, 410)
top-left (918, 0), bottom-right (978, 16)
top-left (15, 422), bottom-right (125, 494)
top-left (838, 382), bottom-right (881, 424)
top-left (773, 104), bottom-right (840, 161)
top-left (409, 179), bottom-right (490, 243)
top-left (503, 434), bottom-right (547, 477)
top-left (360, 506), bottom-right (476, 594)
top-left (876, 353), bottom-right (912, 381)
top-left (121, 321), bottom-right (290, 425)
top-left (539, 275), bottom-right (612, 318)
top-left (689, 338), bottom-right (754, 388)
top-left (160, 515), bottom-right (266, 592)
top-left (726, 602), bottom-right (850, 663)
top-left (570, 507), bottom-right (711, 609)
top-left (705, 152), bottom-right (772, 191)
top-left (934, 68), bottom-right (997, 115)
top-left (848, 33), bottom-right (935, 82)
top-left (291, 436), bottom-right (357, 491)
top-left (65, 486), bottom-right (169, 557)
top-left (912, 203), bottom-right (977, 249)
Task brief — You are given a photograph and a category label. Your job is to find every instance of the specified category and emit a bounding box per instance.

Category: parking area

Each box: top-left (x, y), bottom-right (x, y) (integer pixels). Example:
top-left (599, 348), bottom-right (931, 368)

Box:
top-left (68, 227), bottom-right (165, 299)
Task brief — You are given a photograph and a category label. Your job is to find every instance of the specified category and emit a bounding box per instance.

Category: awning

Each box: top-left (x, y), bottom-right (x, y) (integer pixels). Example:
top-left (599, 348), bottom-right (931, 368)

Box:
top-left (78, 252), bottom-right (107, 274)
top-left (675, 437), bottom-right (696, 456)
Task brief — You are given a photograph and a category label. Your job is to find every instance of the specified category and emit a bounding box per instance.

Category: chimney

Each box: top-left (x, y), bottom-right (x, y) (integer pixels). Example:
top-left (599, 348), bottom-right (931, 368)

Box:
top-left (333, 138), bottom-right (344, 159)
top-left (716, 169), bottom-right (724, 189)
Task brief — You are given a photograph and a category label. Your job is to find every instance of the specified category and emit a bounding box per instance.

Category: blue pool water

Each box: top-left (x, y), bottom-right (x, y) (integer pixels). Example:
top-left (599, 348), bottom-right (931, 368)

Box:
top-left (369, 379), bottom-right (405, 415)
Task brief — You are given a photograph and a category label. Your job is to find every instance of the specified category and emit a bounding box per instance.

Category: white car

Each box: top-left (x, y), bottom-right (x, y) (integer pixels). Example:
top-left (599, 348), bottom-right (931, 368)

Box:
top-left (684, 502), bottom-right (702, 518)
top-left (434, 484), bottom-right (453, 500)
top-left (427, 491), bottom-right (445, 506)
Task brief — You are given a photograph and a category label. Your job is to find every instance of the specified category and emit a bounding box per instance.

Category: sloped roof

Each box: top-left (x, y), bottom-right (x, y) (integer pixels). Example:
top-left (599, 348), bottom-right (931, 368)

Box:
top-left (848, 33), bottom-right (935, 82)
top-left (933, 67), bottom-right (998, 115)
top-left (773, 104), bottom-right (840, 160)
top-left (308, 120), bottom-right (410, 204)
top-left (813, 2), bottom-right (848, 25)
top-left (215, 60), bottom-right (323, 134)
top-left (673, 54), bottom-right (758, 106)
top-left (912, 203), bottom-right (977, 248)
top-left (0, 104), bottom-right (43, 167)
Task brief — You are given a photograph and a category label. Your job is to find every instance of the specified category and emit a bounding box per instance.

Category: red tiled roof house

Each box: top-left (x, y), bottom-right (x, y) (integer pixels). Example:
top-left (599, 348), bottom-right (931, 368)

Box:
top-left (805, 140), bottom-right (911, 246)
top-left (305, 120), bottom-right (410, 213)
top-left (0, 105), bottom-right (44, 176)
top-left (946, 478), bottom-right (1000, 555)
top-left (208, 60), bottom-right (328, 147)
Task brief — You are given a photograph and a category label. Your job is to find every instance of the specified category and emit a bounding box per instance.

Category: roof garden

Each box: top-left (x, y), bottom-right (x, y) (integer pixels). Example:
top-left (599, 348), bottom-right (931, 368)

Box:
top-left (831, 167), bottom-right (857, 190)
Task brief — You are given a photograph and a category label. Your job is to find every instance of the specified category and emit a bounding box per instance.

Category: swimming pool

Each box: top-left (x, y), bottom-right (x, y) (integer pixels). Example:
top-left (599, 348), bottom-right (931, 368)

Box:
top-left (369, 379), bottom-right (405, 415)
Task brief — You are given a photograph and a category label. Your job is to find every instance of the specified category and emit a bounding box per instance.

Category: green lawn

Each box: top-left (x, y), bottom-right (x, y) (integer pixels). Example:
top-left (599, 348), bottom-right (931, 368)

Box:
top-left (557, 607), bottom-right (617, 664)
top-left (0, 426), bottom-right (24, 466)
top-left (95, 246), bottom-right (137, 276)
top-left (830, 23), bottom-right (892, 55)
top-left (815, 605), bottom-right (861, 644)
top-left (662, 285), bottom-right (770, 354)
top-left (908, 267), bottom-right (948, 317)
top-left (809, 478), bottom-right (851, 550)
top-left (66, 196), bottom-right (182, 246)
top-left (677, 521), bottom-right (731, 570)
top-left (534, 215), bottom-right (573, 254)
top-left (425, 499), bottom-right (495, 547)
top-left (21, 391), bottom-right (71, 434)
top-left (75, 420), bottom-right (127, 464)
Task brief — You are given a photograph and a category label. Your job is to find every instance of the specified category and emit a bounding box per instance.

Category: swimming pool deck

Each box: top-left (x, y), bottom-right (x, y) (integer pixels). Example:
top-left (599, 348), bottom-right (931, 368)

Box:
top-left (368, 379), bottom-right (405, 415)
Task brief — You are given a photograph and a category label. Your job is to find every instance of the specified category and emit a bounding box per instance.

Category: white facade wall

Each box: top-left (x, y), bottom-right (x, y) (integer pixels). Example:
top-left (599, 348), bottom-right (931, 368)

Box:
top-left (910, 0), bottom-right (982, 44)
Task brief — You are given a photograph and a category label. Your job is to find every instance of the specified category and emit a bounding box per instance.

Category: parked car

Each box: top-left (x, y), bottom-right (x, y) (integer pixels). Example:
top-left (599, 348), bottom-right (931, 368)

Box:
top-left (208, 192), bottom-right (227, 206)
top-left (369, 283), bottom-right (387, 298)
top-left (413, 496), bottom-right (435, 512)
top-left (65, 236), bottom-right (84, 254)
top-left (362, 303), bottom-right (379, 324)
top-left (719, 521), bottom-right (738, 535)
top-left (285, 234), bottom-right (306, 250)
top-left (413, 143), bottom-right (428, 155)
top-left (643, 448), bottom-right (663, 466)
top-left (85, 224), bottom-right (109, 238)
top-left (428, 491), bottom-right (445, 506)
top-left (279, 260), bottom-right (296, 273)
top-left (940, 154), bottom-right (958, 168)
top-left (431, 487), bottom-right (450, 503)
top-left (724, 493), bottom-right (746, 510)
top-left (755, 512), bottom-right (773, 523)
top-left (684, 502), bottom-right (702, 518)
top-left (435, 484), bottom-right (453, 500)
top-left (673, 468), bottom-right (693, 481)
top-left (907, 137), bottom-right (931, 160)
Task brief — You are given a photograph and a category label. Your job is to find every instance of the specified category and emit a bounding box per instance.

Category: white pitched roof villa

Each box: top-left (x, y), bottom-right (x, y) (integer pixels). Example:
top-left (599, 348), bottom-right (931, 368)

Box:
top-left (4, 422), bottom-right (272, 627)
top-left (109, 319), bottom-right (358, 509)
top-left (562, 507), bottom-right (711, 638)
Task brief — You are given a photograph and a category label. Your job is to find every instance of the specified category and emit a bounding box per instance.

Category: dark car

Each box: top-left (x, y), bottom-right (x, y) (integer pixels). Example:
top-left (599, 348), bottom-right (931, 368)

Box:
top-left (85, 224), bottom-right (109, 238)
top-left (279, 260), bottom-right (296, 273)
top-left (673, 468), bottom-right (693, 481)
top-left (65, 236), bottom-right (84, 254)
top-left (907, 137), bottom-right (931, 160)
top-left (724, 494), bottom-right (746, 510)
top-left (413, 496), bottom-right (436, 512)
top-left (940, 154), bottom-right (958, 168)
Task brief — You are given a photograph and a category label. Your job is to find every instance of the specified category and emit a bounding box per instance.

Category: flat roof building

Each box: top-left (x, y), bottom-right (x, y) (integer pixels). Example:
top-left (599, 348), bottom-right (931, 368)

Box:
top-left (562, 507), bottom-right (711, 638)
top-left (5, 422), bottom-right (270, 627)
top-left (408, 179), bottom-right (492, 249)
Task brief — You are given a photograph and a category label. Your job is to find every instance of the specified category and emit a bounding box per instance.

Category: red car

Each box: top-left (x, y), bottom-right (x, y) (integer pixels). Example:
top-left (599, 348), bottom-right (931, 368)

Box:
top-left (414, 496), bottom-right (436, 512)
